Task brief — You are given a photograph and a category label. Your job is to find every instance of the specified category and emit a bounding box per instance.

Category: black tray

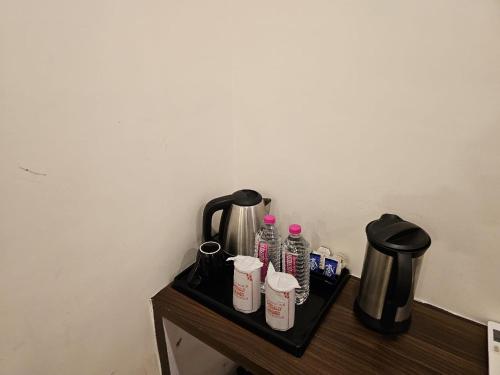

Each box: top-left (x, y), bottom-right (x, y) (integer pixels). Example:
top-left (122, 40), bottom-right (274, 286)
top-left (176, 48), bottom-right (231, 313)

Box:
top-left (172, 263), bottom-right (350, 357)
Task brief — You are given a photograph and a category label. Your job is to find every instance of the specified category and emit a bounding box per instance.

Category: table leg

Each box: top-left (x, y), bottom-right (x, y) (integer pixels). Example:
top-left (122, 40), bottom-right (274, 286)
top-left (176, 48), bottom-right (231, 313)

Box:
top-left (153, 305), bottom-right (171, 375)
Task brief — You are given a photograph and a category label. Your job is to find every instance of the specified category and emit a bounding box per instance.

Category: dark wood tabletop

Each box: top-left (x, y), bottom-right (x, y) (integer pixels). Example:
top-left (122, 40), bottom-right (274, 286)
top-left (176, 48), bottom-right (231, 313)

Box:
top-left (152, 276), bottom-right (488, 375)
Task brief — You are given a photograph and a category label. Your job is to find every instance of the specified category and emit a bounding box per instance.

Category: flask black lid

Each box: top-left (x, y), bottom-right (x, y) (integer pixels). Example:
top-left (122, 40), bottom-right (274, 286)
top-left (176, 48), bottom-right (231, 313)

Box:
top-left (366, 213), bottom-right (431, 254)
top-left (232, 189), bottom-right (262, 206)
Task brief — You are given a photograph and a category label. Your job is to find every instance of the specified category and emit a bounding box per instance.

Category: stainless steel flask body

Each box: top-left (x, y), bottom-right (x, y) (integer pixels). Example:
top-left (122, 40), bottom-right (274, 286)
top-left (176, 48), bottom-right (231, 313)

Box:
top-left (202, 189), bottom-right (271, 257)
top-left (354, 214), bottom-right (431, 334)
top-left (224, 202), bottom-right (267, 256)
top-left (357, 244), bottom-right (423, 323)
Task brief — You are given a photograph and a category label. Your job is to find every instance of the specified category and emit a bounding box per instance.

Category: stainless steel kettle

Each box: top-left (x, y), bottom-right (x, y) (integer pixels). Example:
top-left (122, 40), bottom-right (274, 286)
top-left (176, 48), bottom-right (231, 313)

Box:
top-left (354, 214), bottom-right (431, 334)
top-left (202, 189), bottom-right (271, 256)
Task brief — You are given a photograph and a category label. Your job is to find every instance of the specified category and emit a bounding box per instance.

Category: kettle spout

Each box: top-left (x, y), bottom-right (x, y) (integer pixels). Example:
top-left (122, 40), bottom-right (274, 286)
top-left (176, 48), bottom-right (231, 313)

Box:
top-left (263, 198), bottom-right (271, 214)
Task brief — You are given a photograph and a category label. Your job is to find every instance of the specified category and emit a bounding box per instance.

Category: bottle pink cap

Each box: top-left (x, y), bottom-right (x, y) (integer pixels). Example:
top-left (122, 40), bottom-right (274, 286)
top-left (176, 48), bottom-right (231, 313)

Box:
top-left (264, 215), bottom-right (275, 224)
top-left (289, 224), bottom-right (301, 235)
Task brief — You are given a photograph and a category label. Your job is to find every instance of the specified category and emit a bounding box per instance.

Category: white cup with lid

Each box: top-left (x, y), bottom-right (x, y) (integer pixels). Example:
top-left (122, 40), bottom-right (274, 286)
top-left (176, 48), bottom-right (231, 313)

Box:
top-left (227, 256), bottom-right (263, 313)
top-left (265, 263), bottom-right (301, 331)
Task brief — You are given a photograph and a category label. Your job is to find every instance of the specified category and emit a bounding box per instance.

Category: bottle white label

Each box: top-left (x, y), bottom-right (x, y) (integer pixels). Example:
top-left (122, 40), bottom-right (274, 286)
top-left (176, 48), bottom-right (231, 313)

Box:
top-left (283, 251), bottom-right (297, 277)
top-left (258, 242), bottom-right (269, 280)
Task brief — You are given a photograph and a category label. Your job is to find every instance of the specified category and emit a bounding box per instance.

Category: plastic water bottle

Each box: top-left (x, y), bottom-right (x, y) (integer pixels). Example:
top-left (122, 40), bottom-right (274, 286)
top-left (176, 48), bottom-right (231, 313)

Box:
top-left (254, 214), bottom-right (281, 292)
top-left (281, 224), bottom-right (310, 305)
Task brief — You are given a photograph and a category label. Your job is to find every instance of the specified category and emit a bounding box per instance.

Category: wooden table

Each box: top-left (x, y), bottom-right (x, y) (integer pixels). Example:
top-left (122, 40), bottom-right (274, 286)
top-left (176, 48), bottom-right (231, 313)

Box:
top-left (152, 277), bottom-right (488, 374)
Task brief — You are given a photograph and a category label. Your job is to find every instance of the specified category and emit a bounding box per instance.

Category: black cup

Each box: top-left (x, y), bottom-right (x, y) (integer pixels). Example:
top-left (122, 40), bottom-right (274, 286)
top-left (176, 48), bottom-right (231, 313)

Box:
top-left (187, 241), bottom-right (225, 288)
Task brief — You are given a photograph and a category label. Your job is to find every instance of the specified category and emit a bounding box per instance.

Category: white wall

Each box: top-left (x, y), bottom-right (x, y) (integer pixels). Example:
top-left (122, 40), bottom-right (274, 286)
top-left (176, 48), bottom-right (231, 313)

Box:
top-left (232, 0), bottom-right (500, 323)
top-left (0, 1), bottom-right (233, 374)
top-left (2, 1), bottom-right (500, 375)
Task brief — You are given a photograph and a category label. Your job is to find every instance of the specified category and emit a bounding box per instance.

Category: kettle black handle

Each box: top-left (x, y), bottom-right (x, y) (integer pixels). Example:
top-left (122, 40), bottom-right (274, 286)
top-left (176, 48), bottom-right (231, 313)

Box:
top-left (394, 252), bottom-right (413, 307)
top-left (381, 251), bottom-right (413, 328)
top-left (202, 195), bottom-right (234, 242)
top-left (377, 220), bottom-right (416, 306)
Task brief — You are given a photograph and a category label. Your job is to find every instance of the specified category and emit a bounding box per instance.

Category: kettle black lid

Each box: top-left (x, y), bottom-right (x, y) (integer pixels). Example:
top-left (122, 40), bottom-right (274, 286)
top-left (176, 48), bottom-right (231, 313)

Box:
top-left (232, 189), bottom-right (262, 206)
top-left (366, 213), bottom-right (431, 254)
